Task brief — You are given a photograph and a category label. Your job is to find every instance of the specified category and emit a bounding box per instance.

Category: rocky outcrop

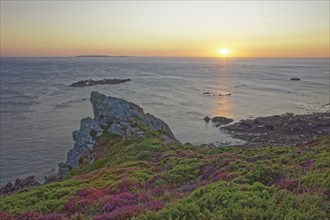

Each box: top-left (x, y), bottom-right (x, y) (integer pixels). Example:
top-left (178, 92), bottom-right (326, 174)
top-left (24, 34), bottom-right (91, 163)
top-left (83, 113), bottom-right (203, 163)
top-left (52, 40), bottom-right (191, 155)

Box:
top-left (90, 91), bottom-right (175, 138)
top-left (60, 117), bottom-right (103, 171)
top-left (59, 91), bottom-right (176, 176)
top-left (0, 176), bottom-right (40, 194)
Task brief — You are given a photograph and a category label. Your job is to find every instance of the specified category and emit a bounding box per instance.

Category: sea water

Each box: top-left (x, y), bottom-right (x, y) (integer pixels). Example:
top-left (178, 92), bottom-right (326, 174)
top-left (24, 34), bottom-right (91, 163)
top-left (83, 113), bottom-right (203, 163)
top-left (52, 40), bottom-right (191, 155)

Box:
top-left (0, 57), bottom-right (329, 185)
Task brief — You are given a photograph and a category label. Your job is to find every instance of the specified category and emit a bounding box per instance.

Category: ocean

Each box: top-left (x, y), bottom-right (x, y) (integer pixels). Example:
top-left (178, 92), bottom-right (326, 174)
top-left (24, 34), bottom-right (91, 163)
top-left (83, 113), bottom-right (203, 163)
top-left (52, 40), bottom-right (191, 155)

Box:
top-left (0, 57), bottom-right (329, 185)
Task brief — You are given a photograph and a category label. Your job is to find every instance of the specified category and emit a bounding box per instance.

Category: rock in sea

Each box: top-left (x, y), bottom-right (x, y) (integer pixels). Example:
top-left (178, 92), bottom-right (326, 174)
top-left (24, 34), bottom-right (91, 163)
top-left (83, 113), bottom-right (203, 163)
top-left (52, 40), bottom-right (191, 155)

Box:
top-left (212, 116), bottom-right (233, 126)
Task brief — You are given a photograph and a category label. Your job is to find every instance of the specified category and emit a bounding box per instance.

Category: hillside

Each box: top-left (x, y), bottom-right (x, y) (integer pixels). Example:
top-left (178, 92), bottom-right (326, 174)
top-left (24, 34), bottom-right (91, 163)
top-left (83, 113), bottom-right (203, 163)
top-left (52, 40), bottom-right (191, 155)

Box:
top-left (0, 92), bottom-right (329, 220)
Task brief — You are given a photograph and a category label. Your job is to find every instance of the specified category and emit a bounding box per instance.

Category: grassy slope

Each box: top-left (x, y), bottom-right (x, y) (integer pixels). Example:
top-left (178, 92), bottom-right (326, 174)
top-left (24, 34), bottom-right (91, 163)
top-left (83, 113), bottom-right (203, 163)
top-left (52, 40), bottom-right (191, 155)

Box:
top-left (1, 130), bottom-right (329, 220)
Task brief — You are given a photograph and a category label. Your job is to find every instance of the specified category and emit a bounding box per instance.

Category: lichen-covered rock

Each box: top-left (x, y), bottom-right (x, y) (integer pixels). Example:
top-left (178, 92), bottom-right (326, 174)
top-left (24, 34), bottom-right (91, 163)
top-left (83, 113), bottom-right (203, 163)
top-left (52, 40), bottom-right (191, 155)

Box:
top-left (90, 91), bottom-right (175, 139)
top-left (65, 144), bottom-right (93, 168)
top-left (64, 117), bottom-right (102, 170)
top-left (108, 122), bottom-right (145, 138)
top-left (124, 124), bottom-right (145, 137)
top-left (108, 123), bottom-right (125, 136)
top-left (72, 117), bottom-right (103, 147)
top-left (90, 92), bottom-right (135, 123)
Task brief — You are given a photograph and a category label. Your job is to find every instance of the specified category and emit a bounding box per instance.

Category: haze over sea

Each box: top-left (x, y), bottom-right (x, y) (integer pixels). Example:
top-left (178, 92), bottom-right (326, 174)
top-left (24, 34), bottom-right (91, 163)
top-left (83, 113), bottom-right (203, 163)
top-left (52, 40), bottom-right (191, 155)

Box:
top-left (0, 57), bottom-right (329, 185)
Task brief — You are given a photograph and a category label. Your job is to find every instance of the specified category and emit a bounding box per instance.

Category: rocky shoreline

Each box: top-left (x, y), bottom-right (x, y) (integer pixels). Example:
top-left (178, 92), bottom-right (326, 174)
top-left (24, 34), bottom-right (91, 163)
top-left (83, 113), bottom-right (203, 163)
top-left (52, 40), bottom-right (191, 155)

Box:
top-left (1, 92), bottom-right (329, 194)
top-left (221, 112), bottom-right (330, 147)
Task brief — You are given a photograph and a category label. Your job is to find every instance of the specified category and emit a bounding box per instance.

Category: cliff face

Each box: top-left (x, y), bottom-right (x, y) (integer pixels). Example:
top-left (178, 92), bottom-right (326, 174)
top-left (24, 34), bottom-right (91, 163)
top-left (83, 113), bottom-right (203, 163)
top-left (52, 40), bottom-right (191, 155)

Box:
top-left (60, 92), bottom-right (176, 174)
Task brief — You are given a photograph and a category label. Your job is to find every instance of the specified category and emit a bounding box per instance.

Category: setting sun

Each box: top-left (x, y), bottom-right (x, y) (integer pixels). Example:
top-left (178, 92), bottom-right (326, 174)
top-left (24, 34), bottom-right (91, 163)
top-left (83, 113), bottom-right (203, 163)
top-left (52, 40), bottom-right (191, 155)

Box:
top-left (218, 48), bottom-right (229, 56)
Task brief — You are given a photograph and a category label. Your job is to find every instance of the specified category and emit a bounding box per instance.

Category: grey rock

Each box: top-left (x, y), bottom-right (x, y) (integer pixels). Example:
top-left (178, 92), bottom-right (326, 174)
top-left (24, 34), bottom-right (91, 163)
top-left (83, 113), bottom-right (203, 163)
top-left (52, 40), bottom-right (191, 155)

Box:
top-left (125, 125), bottom-right (144, 137)
top-left (65, 144), bottom-right (93, 168)
top-left (108, 122), bottom-right (144, 138)
top-left (90, 92), bottom-right (134, 123)
top-left (140, 113), bottom-right (171, 134)
top-left (90, 91), bottom-right (175, 139)
top-left (72, 117), bottom-right (102, 148)
top-left (108, 123), bottom-right (125, 136)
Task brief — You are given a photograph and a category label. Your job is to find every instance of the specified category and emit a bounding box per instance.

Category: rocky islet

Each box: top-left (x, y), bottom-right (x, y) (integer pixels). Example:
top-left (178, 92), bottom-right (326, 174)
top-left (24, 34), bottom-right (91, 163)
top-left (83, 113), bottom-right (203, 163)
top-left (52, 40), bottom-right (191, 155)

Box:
top-left (70, 78), bottom-right (131, 87)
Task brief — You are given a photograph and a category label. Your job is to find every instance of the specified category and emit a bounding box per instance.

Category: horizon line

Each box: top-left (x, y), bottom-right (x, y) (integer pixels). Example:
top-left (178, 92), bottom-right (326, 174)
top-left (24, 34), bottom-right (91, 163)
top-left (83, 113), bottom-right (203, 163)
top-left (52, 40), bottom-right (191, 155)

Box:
top-left (1, 55), bottom-right (329, 59)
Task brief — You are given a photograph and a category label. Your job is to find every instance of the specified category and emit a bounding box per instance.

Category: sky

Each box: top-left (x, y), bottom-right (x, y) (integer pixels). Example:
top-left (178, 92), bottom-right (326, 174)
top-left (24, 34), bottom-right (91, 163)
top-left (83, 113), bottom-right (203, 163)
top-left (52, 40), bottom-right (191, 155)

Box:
top-left (1, 1), bottom-right (329, 57)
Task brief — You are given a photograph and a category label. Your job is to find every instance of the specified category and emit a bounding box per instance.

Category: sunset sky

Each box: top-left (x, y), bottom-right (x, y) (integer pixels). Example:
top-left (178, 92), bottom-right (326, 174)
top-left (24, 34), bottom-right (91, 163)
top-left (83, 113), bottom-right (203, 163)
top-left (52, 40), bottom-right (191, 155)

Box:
top-left (1, 1), bottom-right (329, 57)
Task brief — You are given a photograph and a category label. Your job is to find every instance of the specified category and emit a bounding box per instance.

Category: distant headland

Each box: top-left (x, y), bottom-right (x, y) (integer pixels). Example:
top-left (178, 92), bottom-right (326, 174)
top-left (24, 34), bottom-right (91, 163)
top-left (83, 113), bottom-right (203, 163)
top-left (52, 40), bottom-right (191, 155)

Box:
top-left (76, 55), bottom-right (130, 58)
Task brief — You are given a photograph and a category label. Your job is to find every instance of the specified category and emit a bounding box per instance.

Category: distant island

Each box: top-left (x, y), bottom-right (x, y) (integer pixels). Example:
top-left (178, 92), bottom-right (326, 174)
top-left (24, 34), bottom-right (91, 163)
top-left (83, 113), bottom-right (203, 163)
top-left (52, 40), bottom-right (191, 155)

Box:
top-left (76, 55), bottom-right (130, 58)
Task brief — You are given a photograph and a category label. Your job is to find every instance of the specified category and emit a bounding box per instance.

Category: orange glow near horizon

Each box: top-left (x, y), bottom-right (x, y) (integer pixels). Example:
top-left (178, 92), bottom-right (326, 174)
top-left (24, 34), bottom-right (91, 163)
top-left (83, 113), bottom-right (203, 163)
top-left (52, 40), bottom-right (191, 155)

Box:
top-left (1, 1), bottom-right (329, 58)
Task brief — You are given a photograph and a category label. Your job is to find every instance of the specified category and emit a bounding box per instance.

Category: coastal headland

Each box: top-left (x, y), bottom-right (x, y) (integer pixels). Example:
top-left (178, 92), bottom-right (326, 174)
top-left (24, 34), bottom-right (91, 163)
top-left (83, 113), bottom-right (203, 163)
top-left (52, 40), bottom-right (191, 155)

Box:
top-left (0, 92), bottom-right (329, 219)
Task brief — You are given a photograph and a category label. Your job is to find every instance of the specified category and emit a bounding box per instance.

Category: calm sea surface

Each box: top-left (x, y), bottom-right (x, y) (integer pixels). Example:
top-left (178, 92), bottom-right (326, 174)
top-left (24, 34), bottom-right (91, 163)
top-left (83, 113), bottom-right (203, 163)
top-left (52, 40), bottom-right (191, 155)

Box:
top-left (0, 57), bottom-right (329, 185)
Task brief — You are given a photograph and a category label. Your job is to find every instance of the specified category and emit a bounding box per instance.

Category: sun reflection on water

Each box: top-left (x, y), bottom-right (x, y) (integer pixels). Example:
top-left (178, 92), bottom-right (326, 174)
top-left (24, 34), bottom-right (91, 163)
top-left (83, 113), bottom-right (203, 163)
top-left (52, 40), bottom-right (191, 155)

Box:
top-left (211, 63), bottom-right (235, 119)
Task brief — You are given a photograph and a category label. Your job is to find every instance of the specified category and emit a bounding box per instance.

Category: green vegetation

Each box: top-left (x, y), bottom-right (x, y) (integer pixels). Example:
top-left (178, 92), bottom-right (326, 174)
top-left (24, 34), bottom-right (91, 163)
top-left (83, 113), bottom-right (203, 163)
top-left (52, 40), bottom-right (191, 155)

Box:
top-left (0, 179), bottom-right (85, 216)
top-left (1, 132), bottom-right (329, 219)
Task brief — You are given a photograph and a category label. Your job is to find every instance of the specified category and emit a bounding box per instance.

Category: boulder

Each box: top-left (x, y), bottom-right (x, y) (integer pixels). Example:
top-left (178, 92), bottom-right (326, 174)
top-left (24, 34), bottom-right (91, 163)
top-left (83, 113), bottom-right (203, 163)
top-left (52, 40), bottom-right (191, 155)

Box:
top-left (108, 123), bottom-right (125, 136)
top-left (204, 116), bottom-right (211, 122)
